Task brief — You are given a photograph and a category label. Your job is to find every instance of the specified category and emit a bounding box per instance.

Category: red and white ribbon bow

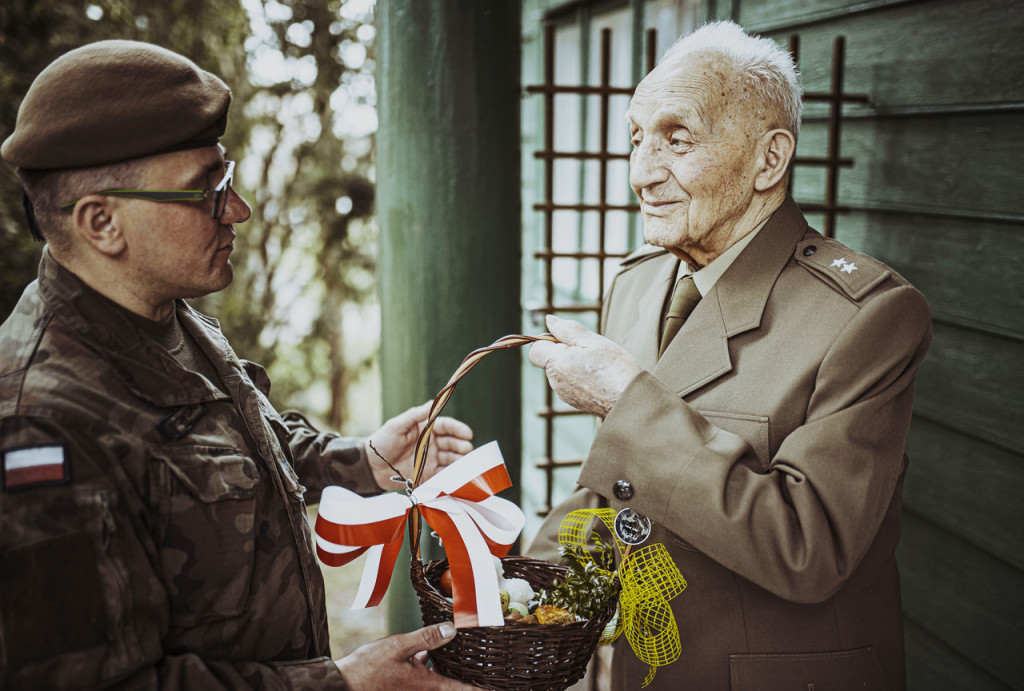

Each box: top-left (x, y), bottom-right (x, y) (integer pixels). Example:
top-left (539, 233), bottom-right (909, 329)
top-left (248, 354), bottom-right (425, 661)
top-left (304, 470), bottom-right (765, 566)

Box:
top-left (314, 441), bottom-right (525, 628)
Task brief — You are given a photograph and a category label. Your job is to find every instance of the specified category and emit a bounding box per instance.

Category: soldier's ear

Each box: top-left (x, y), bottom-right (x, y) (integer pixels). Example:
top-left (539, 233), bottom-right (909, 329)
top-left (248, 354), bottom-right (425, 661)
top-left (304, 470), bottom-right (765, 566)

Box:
top-left (70, 195), bottom-right (126, 256)
top-left (754, 129), bottom-right (795, 192)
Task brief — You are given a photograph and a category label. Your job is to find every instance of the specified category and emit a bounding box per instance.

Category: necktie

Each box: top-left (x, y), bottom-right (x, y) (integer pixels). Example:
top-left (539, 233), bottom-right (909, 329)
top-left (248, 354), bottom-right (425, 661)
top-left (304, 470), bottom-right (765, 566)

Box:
top-left (659, 275), bottom-right (701, 357)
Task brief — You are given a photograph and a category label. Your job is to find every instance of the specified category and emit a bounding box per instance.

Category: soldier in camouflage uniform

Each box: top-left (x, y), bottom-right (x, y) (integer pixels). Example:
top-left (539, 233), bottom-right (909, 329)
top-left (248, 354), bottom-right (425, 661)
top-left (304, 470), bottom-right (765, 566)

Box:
top-left (0, 41), bottom-right (472, 690)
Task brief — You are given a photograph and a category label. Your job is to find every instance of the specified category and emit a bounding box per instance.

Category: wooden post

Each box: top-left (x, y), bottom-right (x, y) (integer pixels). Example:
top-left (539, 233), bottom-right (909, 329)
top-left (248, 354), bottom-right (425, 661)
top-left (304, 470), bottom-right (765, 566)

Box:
top-left (376, 0), bottom-right (522, 635)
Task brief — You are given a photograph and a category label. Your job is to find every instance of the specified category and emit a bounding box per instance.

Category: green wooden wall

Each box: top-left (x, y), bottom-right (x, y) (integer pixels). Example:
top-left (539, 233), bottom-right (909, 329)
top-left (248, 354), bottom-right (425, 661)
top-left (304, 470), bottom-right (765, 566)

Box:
top-left (737, 0), bottom-right (1024, 687)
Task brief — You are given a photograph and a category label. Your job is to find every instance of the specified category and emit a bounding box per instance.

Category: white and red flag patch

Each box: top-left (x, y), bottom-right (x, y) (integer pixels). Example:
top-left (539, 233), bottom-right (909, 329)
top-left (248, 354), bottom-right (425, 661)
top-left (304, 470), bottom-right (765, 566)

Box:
top-left (2, 445), bottom-right (68, 490)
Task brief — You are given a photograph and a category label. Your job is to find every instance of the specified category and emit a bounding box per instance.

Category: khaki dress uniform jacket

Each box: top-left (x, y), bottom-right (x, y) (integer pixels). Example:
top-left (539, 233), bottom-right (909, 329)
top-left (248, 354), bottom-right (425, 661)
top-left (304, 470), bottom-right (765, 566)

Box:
top-left (0, 250), bottom-right (381, 690)
top-left (528, 198), bottom-right (932, 691)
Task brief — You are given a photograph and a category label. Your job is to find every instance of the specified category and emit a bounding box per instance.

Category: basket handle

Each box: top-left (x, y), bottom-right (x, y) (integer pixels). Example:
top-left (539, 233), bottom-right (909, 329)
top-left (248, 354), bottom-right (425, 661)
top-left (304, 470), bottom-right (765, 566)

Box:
top-left (407, 333), bottom-right (558, 557)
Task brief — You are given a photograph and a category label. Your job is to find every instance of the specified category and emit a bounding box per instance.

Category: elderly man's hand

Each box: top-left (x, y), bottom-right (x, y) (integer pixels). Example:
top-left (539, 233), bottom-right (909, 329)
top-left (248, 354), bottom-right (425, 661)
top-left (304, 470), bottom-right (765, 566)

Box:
top-left (367, 402), bottom-right (474, 491)
top-left (335, 623), bottom-right (472, 690)
top-left (529, 315), bottom-right (644, 419)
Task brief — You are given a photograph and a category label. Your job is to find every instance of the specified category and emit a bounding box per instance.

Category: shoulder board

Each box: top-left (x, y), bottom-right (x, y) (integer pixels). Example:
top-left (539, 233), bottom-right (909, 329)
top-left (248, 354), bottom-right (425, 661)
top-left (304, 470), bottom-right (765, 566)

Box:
top-left (794, 233), bottom-right (892, 301)
top-left (619, 244), bottom-right (670, 271)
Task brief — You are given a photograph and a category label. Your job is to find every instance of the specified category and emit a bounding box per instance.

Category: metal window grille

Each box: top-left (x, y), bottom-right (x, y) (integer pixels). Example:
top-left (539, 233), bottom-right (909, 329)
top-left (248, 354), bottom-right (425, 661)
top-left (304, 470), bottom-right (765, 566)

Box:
top-left (789, 34), bottom-right (869, 238)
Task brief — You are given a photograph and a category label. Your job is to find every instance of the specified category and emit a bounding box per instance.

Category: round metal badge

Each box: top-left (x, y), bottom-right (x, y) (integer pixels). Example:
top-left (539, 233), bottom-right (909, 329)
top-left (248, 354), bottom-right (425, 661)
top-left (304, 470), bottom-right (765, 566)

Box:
top-left (614, 508), bottom-right (652, 546)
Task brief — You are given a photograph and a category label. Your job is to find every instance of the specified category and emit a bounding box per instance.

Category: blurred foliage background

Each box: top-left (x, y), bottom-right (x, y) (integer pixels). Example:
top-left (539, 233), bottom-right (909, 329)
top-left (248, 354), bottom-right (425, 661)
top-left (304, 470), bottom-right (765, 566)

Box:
top-left (0, 0), bottom-right (382, 434)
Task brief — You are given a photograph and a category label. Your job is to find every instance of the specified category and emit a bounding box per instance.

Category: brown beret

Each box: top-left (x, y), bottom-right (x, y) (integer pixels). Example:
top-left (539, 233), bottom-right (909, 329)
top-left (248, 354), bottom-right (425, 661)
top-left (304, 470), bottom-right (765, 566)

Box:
top-left (1, 40), bottom-right (231, 170)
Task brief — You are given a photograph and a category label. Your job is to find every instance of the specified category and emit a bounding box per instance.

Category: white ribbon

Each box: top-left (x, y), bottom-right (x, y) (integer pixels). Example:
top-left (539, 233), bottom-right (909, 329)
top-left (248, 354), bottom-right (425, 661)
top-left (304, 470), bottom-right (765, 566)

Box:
top-left (315, 441), bottom-right (525, 627)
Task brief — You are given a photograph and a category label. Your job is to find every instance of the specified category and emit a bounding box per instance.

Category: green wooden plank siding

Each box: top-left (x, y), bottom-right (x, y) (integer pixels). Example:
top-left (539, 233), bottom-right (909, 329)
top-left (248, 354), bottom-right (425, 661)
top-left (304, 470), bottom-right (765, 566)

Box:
top-left (904, 417), bottom-right (1024, 571)
top-left (839, 215), bottom-right (1023, 338)
top-left (753, 0), bottom-right (1023, 686)
top-left (898, 511), bottom-right (1024, 686)
top-left (746, 0), bottom-right (1023, 113)
top-left (904, 618), bottom-right (1014, 690)
top-left (794, 113), bottom-right (1024, 218)
top-left (913, 324), bottom-right (1023, 453)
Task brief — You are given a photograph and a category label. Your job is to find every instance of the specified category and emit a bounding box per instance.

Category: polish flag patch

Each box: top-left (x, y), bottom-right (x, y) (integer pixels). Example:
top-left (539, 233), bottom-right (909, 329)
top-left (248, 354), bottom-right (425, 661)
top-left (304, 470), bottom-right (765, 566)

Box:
top-left (2, 445), bottom-right (68, 490)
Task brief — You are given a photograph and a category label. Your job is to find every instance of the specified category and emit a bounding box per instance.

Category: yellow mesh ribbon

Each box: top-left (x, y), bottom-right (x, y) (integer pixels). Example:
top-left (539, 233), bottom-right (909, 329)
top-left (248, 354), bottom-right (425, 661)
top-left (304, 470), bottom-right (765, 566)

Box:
top-left (558, 509), bottom-right (686, 688)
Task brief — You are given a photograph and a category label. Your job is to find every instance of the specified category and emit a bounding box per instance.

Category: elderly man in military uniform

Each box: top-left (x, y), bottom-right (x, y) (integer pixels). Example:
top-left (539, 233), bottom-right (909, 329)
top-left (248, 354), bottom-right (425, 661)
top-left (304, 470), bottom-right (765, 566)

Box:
top-left (0, 41), bottom-right (472, 689)
top-left (528, 21), bottom-right (931, 691)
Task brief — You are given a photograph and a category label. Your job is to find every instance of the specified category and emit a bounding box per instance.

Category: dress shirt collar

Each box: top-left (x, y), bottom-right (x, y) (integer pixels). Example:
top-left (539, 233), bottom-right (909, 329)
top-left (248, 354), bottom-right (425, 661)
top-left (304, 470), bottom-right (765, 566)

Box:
top-left (677, 217), bottom-right (771, 296)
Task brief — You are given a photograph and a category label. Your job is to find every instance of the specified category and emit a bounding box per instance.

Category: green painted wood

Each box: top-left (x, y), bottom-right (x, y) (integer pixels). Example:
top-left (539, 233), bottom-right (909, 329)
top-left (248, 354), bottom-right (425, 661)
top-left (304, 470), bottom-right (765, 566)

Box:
top-left (903, 417), bottom-right (1024, 571)
top-left (740, 0), bottom-right (911, 29)
top-left (912, 323), bottom-right (1024, 455)
top-left (904, 618), bottom-right (1014, 691)
top-left (377, 0), bottom-right (523, 635)
top-left (760, 0), bottom-right (1024, 109)
top-left (793, 112), bottom-right (1024, 218)
top-left (898, 511), bottom-right (1024, 686)
top-left (834, 214), bottom-right (1024, 338)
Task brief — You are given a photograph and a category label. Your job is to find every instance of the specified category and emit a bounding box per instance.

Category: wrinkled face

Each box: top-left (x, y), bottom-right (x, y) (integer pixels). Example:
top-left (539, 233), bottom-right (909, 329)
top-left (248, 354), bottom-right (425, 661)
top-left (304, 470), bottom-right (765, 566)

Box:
top-left (628, 54), bottom-right (766, 263)
top-left (118, 146), bottom-right (250, 304)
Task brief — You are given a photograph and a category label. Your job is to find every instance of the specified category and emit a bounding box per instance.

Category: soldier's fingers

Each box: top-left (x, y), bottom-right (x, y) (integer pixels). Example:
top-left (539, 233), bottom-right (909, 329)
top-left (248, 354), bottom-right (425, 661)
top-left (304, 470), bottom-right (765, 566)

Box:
top-left (392, 401), bottom-right (431, 428)
top-left (435, 439), bottom-right (474, 461)
top-left (430, 416), bottom-right (473, 441)
top-left (396, 623), bottom-right (457, 657)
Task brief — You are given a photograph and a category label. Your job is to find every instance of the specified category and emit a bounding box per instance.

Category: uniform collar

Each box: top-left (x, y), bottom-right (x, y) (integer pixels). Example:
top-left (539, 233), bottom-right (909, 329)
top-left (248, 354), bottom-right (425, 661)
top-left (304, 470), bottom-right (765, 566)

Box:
top-left (688, 216), bottom-right (770, 297)
top-left (651, 197), bottom-right (809, 397)
top-left (37, 248), bottom-right (230, 407)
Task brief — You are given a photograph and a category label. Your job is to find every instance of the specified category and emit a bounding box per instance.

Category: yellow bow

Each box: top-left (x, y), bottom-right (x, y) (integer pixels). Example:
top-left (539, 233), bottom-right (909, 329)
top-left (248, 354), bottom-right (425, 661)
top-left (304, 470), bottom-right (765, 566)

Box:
top-left (558, 509), bottom-right (686, 687)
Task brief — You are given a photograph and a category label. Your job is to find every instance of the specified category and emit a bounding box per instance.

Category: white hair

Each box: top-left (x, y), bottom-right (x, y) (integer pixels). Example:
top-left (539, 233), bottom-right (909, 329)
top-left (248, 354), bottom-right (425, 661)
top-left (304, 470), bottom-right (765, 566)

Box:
top-left (661, 20), bottom-right (803, 139)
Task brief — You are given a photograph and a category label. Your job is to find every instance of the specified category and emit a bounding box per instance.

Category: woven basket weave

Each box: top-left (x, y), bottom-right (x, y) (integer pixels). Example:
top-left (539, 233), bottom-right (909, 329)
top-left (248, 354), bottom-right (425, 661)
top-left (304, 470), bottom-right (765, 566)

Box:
top-left (411, 555), bottom-right (616, 690)
top-left (406, 335), bottom-right (617, 690)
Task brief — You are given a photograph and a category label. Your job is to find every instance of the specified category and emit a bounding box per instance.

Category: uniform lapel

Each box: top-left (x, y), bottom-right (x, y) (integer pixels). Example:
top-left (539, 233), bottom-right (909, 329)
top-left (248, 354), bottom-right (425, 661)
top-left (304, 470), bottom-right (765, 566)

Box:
top-left (652, 198), bottom-right (808, 398)
top-left (619, 254), bottom-right (677, 372)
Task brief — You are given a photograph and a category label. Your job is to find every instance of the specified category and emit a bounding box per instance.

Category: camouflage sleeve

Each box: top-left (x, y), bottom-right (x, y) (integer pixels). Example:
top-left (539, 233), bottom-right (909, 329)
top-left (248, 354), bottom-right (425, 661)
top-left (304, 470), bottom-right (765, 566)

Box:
top-left (279, 410), bottom-right (381, 503)
top-left (239, 359), bottom-right (379, 502)
top-left (153, 655), bottom-right (349, 689)
top-left (0, 416), bottom-right (349, 690)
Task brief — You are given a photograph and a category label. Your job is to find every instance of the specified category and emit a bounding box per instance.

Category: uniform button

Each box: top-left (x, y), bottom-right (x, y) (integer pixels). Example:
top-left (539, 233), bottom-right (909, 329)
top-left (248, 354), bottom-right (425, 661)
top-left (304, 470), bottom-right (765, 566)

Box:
top-left (613, 480), bottom-right (634, 501)
top-left (803, 245), bottom-right (817, 257)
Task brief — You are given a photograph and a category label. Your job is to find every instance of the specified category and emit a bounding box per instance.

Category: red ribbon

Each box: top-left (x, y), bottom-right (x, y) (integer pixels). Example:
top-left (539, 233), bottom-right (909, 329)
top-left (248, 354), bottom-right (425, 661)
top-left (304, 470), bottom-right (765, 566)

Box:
top-left (315, 441), bottom-right (524, 628)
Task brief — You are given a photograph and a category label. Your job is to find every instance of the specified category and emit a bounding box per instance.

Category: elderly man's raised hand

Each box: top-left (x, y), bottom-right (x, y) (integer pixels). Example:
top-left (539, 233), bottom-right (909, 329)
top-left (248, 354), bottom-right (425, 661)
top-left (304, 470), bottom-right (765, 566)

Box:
top-left (334, 623), bottom-right (472, 690)
top-left (367, 402), bottom-right (474, 490)
top-left (528, 315), bottom-right (644, 419)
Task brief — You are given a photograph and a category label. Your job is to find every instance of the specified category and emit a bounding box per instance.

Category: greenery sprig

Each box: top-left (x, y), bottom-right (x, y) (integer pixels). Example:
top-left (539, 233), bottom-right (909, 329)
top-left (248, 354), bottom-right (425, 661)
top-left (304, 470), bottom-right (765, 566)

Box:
top-left (538, 531), bottom-right (618, 620)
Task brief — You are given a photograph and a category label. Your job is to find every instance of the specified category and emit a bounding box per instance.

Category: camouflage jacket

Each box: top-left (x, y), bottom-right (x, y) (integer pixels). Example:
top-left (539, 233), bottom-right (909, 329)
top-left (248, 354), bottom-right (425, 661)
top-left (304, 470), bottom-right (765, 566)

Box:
top-left (0, 250), bottom-right (382, 690)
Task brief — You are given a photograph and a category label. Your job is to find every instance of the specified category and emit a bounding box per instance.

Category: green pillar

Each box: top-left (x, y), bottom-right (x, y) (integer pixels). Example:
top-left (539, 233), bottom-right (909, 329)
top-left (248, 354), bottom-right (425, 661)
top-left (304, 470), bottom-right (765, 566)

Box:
top-left (377, 0), bottom-right (522, 635)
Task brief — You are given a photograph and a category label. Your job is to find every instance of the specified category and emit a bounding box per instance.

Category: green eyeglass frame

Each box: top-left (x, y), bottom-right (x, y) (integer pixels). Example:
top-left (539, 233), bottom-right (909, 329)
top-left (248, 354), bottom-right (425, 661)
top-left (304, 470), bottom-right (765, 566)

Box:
top-left (59, 160), bottom-right (236, 219)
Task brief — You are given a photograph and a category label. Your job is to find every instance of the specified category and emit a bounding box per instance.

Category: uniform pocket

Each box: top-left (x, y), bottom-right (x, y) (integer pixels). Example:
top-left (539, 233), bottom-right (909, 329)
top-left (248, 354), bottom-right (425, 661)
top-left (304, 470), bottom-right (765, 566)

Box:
top-left (0, 489), bottom-right (142, 681)
top-left (699, 410), bottom-right (771, 471)
top-left (149, 446), bottom-right (259, 625)
top-left (729, 646), bottom-right (885, 691)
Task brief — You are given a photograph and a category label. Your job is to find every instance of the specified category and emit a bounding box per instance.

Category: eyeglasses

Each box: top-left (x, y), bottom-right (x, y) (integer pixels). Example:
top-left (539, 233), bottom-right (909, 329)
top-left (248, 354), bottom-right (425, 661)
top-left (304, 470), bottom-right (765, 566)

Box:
top-left (60, 160), bottom-right (236, 220)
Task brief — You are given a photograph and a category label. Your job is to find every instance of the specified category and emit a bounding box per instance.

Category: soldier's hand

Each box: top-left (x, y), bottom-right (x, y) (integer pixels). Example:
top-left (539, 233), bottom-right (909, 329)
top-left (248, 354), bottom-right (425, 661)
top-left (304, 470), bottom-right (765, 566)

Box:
top-left (334, 623), bottom-right (471, 690)
top-left (529, 315), bottom-right (644, 419)
top-left (367, 402), bottom-right (474, 490)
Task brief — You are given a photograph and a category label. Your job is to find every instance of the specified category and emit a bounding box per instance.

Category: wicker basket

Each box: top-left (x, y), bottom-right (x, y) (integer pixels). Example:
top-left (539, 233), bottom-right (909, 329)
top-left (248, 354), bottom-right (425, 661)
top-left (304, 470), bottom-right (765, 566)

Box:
top-left (405, 335), bottom-right (618, 690)
top-left (412, 556), bottom-right (616, 690)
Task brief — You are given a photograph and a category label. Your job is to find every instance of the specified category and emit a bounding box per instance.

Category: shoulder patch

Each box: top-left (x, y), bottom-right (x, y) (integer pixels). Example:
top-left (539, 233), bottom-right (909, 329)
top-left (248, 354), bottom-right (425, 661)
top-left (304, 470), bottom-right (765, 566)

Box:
top-left (619, 244), bottom-right (670, 271)
top-left (794, 236), bottom-right (891, 301)
top-left (2, 445), bottom-right (69, 490)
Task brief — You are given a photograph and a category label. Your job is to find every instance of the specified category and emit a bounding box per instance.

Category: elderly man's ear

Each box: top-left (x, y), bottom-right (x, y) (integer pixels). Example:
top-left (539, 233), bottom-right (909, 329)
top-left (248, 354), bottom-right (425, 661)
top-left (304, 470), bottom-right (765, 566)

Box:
top-left (71, 196), bottom-right (127, 256)
top-left (754, 129), bottom-right (797, 192)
